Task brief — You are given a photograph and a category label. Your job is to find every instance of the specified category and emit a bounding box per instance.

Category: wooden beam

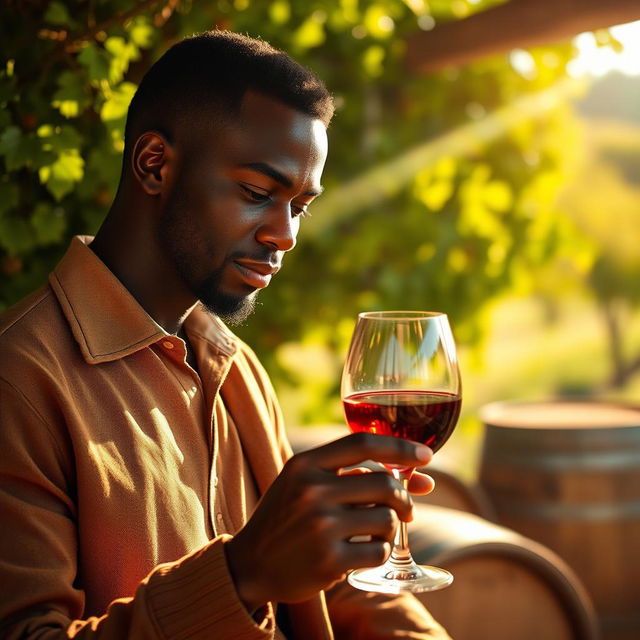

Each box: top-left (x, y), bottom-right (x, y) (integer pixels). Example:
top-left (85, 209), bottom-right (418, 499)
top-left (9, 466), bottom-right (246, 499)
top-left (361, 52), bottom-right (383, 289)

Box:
top-left (406, 0), bottom-right (640, 74)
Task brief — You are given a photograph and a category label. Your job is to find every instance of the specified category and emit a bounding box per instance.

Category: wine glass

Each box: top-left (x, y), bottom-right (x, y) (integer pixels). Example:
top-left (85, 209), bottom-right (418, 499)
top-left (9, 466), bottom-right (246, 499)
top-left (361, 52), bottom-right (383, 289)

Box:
top-left (341, 310), bottom-right (462, 593)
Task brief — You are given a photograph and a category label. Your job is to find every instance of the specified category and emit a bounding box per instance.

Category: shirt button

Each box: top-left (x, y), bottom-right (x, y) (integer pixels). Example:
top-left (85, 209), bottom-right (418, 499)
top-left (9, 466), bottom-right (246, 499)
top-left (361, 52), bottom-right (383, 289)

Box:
top-left (213, 476), bottom-right (219, 488)
top-left (216, 512), bottom-right (224, 523)
top-left (162, 340), bottom-right (174, 349)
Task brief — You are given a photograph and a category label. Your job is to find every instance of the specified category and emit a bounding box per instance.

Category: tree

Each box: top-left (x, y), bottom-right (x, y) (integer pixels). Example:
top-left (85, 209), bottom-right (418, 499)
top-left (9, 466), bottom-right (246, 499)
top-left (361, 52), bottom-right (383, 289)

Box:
top-left (560, 118), bottom-right (640, 389)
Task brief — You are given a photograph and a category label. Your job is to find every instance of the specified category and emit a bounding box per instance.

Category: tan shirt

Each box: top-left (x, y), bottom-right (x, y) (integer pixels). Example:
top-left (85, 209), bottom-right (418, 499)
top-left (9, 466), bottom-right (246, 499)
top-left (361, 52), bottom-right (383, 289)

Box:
top-left (0, 236), bottom-right (450, 640)
top-left (0, 237), bottom-right (332, 639)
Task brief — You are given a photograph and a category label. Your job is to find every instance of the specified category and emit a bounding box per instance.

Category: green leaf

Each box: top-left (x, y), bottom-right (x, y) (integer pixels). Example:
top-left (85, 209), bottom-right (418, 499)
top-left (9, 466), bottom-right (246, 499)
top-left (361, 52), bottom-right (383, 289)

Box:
top-left (292, 12), bottom-right (326, 50)
top-left (362, 45), bottom-right (385, 77)
top-left (0, 127), bottom-right (46, 171)
top-left (78, 44), bottom-right (111, 86)
top-left (53, 125), bottom-right (83, 152)
top-left (105, 37), bottom-right (139, 85)
top-left (36, 124), bottom-right (54, 138)
top-left (0, 215), bottom-right (35, 254)
top-left (44, 1), bottom-right (73, 26)
top-left (52, 71), bottom-right (90, 118)
top-left (269, 0), bottom-right (291, 24)
top-left (100, 82), bottom-right (136, 122)
top-left (31, 202), bottom-right (66, 244)
top-left (127, 16), bottom-right (154, 49)
top-left (39, 149), bottom-right (85, 201)
top-left (38, 124), bottom-right (83, 152)
top-left (85, 143), bottom-right (123, 193)
top-left (364, 5), bottom-right (395, 39)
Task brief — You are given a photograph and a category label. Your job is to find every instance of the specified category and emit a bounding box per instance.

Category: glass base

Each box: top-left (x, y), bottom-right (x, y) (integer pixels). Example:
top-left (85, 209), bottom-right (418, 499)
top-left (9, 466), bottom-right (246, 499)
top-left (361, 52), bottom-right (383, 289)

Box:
top-left (347, 561), bottom-right (453, 594)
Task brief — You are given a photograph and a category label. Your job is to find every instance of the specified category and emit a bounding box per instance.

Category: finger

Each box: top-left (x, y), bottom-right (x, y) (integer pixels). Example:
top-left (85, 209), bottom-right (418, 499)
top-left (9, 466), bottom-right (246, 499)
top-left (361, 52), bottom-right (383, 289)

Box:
top-left (301, 433), bottom-right (432, 472)
top-left (341, 540), bottom-right (392, 572)
top-left (338, 466), bottom-right (372, 476)
top-left (407, 471), bottom-right (435, 495)
top-left (324, 472), bottom-right (413, 521)
top-left (339, 506), bottom-right (399, 542)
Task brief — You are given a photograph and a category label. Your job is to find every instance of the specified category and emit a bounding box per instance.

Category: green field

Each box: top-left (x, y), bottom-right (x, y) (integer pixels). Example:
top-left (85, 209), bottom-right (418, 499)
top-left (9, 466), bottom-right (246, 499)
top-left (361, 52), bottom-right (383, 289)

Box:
top-left (442, 293), bottom-right (640, 480)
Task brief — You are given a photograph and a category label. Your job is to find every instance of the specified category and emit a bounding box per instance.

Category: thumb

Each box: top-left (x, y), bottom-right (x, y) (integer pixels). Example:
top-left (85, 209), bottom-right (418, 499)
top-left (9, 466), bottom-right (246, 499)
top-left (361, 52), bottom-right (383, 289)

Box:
top-left (407, 470), bottom-right (435, 495)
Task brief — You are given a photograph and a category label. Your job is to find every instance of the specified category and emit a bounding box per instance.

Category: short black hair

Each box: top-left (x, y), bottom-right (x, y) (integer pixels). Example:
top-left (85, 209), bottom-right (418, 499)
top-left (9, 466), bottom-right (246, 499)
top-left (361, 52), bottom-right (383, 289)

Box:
top-left (124, 30), bottom-right (334, 153)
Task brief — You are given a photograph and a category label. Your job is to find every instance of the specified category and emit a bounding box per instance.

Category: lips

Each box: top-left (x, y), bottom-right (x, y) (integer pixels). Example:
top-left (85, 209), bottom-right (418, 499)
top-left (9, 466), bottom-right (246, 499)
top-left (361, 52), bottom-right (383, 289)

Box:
top-left (233, 260), bottom-right (280, 289)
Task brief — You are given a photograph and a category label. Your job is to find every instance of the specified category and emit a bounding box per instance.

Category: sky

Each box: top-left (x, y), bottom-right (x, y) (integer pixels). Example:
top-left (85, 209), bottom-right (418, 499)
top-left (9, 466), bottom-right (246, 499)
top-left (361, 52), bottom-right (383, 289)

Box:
top-left (568, 19), bottom-right (640, 77)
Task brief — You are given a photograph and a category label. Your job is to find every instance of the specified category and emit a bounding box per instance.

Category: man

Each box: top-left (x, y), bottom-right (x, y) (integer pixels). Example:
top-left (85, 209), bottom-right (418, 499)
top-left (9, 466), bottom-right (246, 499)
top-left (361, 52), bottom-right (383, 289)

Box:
top-left (0, 31), bottom-right (450, 639)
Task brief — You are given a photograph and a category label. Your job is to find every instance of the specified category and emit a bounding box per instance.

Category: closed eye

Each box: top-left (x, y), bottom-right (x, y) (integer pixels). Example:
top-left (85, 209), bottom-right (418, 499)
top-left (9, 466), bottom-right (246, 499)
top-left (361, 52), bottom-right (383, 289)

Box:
top-left (240, 182), bottom-right (314, 218)
top-left (239, 183), bottom-right (271, 203)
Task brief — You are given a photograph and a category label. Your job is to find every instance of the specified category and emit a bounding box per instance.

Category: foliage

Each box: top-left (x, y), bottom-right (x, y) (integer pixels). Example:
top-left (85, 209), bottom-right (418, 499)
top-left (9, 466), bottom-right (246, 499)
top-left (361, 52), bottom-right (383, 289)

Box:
top-left (1, 0), bottom-right (599, 423)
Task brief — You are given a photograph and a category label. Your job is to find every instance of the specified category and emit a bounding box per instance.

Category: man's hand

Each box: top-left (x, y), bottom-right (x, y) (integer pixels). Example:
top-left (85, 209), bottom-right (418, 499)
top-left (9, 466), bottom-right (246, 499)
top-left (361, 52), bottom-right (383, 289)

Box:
top-left (224, 433), bottom-right (433, 612)
top-left (406, 469), bottom-right (435, 495)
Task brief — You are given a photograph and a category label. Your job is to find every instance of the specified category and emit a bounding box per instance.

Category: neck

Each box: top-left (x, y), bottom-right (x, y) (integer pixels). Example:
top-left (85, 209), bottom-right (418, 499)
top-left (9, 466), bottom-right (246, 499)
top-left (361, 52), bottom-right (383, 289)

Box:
top-left (91, 194), bottom-right (197, 334)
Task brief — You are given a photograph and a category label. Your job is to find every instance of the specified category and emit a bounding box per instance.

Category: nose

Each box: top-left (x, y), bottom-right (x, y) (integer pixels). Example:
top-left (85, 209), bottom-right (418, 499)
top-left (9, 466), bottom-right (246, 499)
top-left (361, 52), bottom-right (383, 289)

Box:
top-left (255, 203), bottom-right (298, 252)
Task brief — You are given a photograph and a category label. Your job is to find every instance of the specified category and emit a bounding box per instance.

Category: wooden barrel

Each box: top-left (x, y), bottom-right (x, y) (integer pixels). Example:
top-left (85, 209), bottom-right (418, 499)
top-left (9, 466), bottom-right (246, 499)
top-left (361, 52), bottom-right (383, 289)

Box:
top-left (413, 465), bottom-right (495, 519)
top-left (411, 504), bottom-right (599, 640)
top-left (478, 400), bottom-right (640, 640)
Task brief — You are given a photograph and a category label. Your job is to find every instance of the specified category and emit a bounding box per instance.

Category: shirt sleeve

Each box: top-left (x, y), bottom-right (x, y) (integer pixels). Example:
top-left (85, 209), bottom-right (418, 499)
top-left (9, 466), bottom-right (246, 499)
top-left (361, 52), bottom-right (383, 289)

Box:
top-left (0, 377), bottom-right (276, 640)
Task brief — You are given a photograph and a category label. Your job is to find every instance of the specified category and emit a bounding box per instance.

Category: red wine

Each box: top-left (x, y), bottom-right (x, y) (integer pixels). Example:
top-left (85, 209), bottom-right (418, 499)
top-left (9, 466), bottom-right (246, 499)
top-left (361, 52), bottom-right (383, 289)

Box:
top-left (343, 390), bottom-right (461, 453)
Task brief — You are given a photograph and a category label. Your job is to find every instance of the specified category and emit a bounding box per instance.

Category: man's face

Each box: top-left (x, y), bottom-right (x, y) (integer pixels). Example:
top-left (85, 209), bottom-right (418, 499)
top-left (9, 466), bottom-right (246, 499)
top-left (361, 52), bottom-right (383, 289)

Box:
top-left (159, 91), bottom-right (328, 324)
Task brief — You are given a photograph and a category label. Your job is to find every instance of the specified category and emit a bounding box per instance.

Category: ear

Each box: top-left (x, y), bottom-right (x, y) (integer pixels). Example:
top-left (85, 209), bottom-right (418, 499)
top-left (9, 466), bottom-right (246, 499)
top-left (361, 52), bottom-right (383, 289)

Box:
top-left (131, 132), bottom-right (174, 196)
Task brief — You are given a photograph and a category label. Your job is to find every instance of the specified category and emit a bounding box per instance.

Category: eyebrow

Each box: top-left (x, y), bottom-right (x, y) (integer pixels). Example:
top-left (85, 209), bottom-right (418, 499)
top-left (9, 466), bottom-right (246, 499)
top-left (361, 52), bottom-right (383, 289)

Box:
top-left (238, 161), bottom-right (324, 197)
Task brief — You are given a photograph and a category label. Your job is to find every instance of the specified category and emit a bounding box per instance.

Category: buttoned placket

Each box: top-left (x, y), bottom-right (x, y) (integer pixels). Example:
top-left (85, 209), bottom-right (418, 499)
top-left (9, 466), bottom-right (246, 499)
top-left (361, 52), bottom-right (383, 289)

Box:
top-left (157, 336), bottom-right (203, 400)
top-left (157, 335), bottom-right (220, 536)
top-left (187, 334), bottom-right (237, 540)
top-left (204, 370), bottom-right (226, 538)
top-left (159, 327), bottom-right (237, 538)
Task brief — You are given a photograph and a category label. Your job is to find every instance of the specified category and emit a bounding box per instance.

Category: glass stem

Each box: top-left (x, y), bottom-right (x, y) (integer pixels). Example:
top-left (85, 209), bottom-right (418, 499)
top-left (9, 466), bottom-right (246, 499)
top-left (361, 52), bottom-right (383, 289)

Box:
top-left (389, 470), bottom-right (414, 569)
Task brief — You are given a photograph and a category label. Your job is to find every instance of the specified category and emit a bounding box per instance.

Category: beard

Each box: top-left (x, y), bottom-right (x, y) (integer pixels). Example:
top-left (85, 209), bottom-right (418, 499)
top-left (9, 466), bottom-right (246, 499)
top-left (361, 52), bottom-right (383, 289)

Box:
top-left (194, 268), bottom-right (259, 326)
top-left (158, 192), bottom-right (261, 327)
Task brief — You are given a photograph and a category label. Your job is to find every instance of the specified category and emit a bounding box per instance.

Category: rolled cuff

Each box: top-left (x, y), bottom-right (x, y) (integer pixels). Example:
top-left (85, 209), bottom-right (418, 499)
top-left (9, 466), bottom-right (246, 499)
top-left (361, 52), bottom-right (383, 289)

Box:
top-left (145, 535), bottom-right (275, 640)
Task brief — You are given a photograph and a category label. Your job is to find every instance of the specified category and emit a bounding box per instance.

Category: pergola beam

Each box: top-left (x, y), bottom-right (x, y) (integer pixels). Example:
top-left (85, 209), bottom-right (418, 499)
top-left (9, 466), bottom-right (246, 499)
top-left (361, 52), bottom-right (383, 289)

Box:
top-left (406, 0), bottom-right (640, 74)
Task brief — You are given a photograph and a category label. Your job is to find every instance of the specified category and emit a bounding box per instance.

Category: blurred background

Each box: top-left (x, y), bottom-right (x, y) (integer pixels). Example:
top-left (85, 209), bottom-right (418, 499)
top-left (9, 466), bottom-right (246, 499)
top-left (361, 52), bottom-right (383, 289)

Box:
top-left (3, 0), bottom-right (638, 475)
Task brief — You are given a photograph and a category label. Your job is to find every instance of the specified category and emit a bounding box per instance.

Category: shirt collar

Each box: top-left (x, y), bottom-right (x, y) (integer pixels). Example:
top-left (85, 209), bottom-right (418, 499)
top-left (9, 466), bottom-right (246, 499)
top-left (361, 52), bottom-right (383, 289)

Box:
top-left (183, 305), bottom-right (237, 356)
top-left (50, 236), bottom-right (236, 364)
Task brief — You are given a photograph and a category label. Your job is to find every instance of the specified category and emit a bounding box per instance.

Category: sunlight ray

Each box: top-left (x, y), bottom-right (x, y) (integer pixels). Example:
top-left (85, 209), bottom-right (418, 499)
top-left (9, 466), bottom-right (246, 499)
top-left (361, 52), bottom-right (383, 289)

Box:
top-left (308, 77), bottom-right (588, 234)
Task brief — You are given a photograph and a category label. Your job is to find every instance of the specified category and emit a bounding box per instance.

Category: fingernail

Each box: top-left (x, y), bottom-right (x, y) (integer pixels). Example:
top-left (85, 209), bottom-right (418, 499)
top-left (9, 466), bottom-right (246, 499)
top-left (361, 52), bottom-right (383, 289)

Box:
top-left (415, 444), bottom-right (433, 462)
